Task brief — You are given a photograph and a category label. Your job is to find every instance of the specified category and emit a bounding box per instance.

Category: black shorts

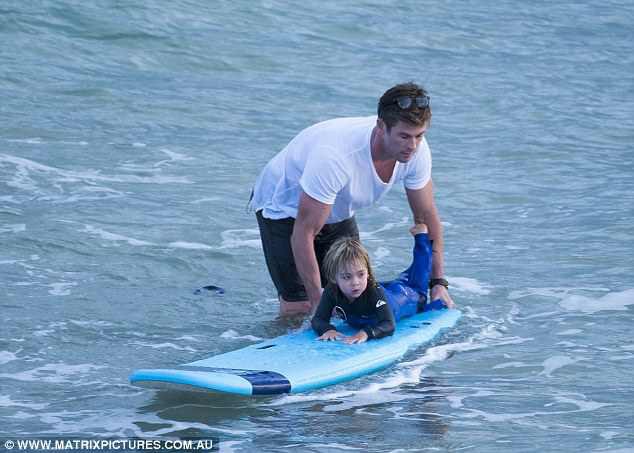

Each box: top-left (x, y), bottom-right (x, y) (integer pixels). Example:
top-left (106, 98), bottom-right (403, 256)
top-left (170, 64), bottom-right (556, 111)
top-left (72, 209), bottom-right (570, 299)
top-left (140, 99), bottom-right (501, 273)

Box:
top-left (256, 210), bottom-right (360, 302)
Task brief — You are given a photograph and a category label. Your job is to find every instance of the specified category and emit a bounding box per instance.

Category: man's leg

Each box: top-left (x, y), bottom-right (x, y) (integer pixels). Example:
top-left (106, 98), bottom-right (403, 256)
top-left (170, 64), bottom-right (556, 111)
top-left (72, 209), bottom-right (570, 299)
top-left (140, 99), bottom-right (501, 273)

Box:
top-left (255, 210), bottom-right (311, 316)
top-left (256, 211), bottom-right (359, 316)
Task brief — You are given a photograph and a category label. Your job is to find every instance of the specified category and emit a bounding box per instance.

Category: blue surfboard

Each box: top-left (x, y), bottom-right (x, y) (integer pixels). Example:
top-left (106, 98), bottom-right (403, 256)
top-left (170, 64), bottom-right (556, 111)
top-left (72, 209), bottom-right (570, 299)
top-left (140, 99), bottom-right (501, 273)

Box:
top-left (130, 308), bottom-right (460, 396)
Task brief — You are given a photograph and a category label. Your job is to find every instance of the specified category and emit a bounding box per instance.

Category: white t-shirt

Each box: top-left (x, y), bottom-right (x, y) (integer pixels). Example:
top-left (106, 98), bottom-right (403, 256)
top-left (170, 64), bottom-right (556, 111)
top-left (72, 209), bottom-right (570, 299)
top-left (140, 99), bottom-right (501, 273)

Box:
top-left (252, 116), bottom-right (432, 224)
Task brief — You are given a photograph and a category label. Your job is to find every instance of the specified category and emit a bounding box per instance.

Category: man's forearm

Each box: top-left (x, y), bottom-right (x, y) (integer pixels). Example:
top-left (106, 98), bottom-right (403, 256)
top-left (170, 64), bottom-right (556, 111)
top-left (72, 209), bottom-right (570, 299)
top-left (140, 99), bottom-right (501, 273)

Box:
top-left (290, 231), bottom-right (322, 307)
top-left (424, 209), bottom-right (445, 279)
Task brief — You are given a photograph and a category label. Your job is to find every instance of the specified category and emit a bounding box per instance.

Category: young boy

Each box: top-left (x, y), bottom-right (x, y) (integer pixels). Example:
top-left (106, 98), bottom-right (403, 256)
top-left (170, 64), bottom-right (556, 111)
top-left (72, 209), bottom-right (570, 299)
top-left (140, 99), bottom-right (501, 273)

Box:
top-left (312, 224), bottom-right (448, 344)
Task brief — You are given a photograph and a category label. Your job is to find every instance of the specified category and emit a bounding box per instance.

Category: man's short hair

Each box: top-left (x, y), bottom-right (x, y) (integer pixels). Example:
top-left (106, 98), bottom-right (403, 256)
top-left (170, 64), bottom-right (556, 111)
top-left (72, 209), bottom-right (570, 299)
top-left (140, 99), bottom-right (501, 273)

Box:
top-left (377, 82), bottom-right (432, 129)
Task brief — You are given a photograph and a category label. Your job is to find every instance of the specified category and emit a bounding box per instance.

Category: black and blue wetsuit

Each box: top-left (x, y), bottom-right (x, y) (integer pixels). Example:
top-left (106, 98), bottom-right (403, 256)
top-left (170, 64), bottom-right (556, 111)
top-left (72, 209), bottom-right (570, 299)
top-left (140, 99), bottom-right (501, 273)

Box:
top-left (311, 232), bottom-right (434, 340)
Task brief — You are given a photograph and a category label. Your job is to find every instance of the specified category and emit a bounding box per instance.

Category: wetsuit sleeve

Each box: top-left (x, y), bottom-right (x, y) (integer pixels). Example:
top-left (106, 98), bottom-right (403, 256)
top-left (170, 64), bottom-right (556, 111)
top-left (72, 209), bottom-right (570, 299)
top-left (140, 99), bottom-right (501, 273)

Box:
top-left (362, 286), bottom-right (396, 340)
top-left (311, 286), bottom-right (338, 336)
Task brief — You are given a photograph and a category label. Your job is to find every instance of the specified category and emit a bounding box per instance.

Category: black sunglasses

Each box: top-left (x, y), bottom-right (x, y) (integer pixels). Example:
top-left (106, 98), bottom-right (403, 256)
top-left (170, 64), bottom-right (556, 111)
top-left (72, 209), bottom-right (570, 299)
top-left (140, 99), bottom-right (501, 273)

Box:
top-left (394, 95), bottom-right (430, 110)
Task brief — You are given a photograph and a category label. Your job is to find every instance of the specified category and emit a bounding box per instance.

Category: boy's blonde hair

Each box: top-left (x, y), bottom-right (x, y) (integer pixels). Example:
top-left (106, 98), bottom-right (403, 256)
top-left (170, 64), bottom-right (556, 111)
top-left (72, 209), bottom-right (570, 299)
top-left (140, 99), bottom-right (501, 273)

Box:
top-left (323, 237), bottom-right (377, 286)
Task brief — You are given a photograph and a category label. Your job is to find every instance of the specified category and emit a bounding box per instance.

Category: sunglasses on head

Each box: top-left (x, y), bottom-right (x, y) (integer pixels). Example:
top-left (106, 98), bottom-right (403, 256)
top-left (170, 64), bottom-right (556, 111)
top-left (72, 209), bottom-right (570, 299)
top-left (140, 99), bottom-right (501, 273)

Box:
top-left (393, 95), bottom-right (430, 110)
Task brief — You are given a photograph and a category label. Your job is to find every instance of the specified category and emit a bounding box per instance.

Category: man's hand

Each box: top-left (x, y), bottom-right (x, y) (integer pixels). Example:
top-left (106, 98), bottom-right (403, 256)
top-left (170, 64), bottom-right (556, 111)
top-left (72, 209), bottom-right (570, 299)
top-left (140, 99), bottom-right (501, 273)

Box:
top-left (317, 329), bottom-right (343, 341)
top-left (431, 284), bottom-right (455, 308)
top-left (343, 330), bottom-right (369, 344)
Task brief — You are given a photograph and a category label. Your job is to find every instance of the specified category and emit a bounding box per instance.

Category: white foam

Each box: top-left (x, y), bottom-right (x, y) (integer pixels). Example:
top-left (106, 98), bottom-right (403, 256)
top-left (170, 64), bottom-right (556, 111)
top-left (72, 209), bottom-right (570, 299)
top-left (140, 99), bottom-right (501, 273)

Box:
top-left (372, 246), bottom-right (390, 261)
top-left (190, 196), bottom-right (221, 204)
top-left (0, 395), bottom-right (48, 410)
top-left (552, 395), bottom-right (610, 412)
top-left (0, 363), bottom-right (105, 383)
top-left (450, 277), bottom-right (491, 295)
top-left (32, 329), bottom-right (56, 337)
top-left (556, 329), bottom-right (582, 336)
top-left (6, 138), bottom-right (43, 144)
top-left (359, 217), bottom-right (409, 240)
top-left (0, 351), bottom-right (19, 365)
top-left (0, 153), bottom-right (192, 186)
top-left (460, 393), bottom-right (610, 423)
top-left (218, 229), bottom-right (262, 249)
top-left (81, 225), bottom-right (154, 246)
top-left (62, 186), bottom-right (124, 203)
top-left (30, 407), bottom-right (221, 438)
top-left (157, 148), bottom-right (194, 163)
top-left (599, 431), bottom-right (620, 440)
top-left (168, 241), bottom-right (214, 250)
top-left (130, 342), bottom-right (197, 352)
top-left (220, 329), bottom-right (263, 342)
top-left (508, 286), bottom-right (610, 300)
top-left (539, 355), bottom-right (582, 377)
top-left (48, 282), bottom-right (77, 296)
top-left (492, 361), bottom-right (532, 369)
top-left (69, 320), bottom-right (115, 328)
top-left (174, 335), bottom-right (202, 342)
top-left (559, 289), bottom-right (634, 314)
top-left (0, 223), bottom-right (25, 233)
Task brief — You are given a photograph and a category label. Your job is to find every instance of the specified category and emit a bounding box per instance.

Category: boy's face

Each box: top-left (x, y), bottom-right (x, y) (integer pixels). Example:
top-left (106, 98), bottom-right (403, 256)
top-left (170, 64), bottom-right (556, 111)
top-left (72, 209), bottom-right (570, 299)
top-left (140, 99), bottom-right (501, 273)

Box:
top-left (335, 260), bottom-right (368, 301)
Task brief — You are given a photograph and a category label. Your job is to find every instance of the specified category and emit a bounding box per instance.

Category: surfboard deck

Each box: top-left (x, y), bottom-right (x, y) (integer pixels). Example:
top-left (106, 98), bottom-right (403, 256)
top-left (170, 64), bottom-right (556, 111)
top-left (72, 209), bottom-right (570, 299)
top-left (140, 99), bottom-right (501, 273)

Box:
top-left (130, 308), bottom-right (461, 396)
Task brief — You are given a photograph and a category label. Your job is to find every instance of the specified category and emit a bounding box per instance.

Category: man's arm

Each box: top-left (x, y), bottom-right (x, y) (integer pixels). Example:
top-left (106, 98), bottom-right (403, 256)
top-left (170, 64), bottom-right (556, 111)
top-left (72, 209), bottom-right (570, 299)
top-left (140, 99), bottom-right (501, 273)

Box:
top-left (405, 180), bottom-right (455, 307)
top-left (291, 191), bottom-right (332, 310)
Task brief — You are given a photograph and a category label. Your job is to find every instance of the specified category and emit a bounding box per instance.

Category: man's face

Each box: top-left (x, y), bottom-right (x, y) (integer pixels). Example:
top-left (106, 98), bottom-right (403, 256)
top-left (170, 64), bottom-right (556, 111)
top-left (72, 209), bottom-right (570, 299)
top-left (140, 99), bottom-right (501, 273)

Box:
top-left (379, 120), bottom-right (428, 163)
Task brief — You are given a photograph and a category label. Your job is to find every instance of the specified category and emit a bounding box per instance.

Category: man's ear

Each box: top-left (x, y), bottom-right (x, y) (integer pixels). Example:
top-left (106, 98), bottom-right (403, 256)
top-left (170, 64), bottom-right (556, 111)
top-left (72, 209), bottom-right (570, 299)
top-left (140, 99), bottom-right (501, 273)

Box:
top-left (376, 118), bottom-right (386, 136)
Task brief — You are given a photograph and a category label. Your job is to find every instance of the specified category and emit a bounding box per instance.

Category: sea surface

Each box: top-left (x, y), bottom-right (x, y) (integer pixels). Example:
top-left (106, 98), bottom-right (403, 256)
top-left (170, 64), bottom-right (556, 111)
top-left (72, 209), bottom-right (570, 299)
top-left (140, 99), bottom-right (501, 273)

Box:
top-left (1, 1), bottom-right (633, 452)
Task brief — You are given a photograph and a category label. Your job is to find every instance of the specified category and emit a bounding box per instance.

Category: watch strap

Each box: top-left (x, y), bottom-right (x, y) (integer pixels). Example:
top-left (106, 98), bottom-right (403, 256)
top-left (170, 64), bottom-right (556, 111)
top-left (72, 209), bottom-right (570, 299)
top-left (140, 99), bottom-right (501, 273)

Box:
top-left (429, 278), bottom-right (449, 289)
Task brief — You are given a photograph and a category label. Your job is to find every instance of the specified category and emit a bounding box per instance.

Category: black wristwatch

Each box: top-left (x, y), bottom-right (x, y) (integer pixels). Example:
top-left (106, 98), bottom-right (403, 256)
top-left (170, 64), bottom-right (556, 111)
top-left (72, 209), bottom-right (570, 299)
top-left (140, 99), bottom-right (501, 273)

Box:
top-left (429, 278), bottom-right (449, 289)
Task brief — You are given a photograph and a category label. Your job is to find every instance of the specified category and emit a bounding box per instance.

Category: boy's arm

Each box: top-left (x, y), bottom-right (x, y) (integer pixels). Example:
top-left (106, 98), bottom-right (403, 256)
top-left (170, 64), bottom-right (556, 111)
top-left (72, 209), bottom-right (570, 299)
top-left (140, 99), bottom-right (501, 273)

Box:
top-left (311, 287), bottom-right (338, 336)
top-left (362, 286), bottom-right (395, 340)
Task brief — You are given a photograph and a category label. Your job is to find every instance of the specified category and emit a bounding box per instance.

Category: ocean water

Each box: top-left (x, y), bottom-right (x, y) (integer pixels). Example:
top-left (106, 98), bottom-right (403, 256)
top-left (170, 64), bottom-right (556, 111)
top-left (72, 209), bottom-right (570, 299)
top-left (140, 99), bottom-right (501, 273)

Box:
top-left (1, 0), bottom-right (633, 451)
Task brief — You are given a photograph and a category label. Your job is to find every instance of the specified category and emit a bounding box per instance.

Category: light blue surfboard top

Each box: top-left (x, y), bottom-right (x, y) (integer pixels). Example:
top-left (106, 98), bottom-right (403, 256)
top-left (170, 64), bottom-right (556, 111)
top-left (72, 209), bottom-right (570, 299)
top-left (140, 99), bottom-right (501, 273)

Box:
top-left (130, 308), bottom-right (461, 396)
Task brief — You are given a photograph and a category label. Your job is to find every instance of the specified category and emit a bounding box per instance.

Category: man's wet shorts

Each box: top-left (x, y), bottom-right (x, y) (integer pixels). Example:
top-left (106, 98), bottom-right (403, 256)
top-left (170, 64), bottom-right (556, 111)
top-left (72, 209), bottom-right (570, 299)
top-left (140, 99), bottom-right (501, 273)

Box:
top-left (255, 210), bottom-right (359, 302)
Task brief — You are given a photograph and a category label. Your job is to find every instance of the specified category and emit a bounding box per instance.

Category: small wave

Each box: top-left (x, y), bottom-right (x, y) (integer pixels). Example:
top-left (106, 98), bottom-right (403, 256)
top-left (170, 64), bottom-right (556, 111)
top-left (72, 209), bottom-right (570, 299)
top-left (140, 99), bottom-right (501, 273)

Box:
top-left (0, 395), bottom-right (49, 410)
top-left (0, 351), bottom-right (19, 365)
top-left (168, 241), bottom-right (214, 250)
top-left (130, 342), bottom-right (197, 352)
top-left (81, 225), bottom-right (154, 246)
top-left (450, 276), bottom-right (491, 295)
top-left (217, 229), bottom-right (262, 249)
top-left (190, 196), bottom-right (221, 204)
top-left (359, 216), bottom-right (409, 240)
top-left (539, 355), bottom-right (583, 377)
top-left (269, 318), bottom-right (532, 408)
top-left (372, 246), bottom-right (390, 261)
top-left (458, 393), bottom-right (612, 424)
top-left (556, 328), bottom-right (583, 336)
top-left (559, 288), bottom-right (634, 314)
top-left (0, 363), bottom-right (105, 384)
top-left (31, 407), bottom-right (220, 438)
top-left (0, 153), bottom-right (192, 189)
top-left (220, 329), bottom-right (263, 342)
top-left (0, 223), bottom-right (25, 234)
top-left (48, 282), bottom-right (77, 296)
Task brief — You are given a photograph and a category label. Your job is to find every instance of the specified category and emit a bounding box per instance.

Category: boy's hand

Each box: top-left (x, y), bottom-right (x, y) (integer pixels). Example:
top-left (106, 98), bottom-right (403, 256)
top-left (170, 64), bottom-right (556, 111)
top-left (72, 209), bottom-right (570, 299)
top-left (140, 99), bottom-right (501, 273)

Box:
top-left (343, 330), bottom-right (369, 344)
top-left (317, 329), bottom-right (342, 341)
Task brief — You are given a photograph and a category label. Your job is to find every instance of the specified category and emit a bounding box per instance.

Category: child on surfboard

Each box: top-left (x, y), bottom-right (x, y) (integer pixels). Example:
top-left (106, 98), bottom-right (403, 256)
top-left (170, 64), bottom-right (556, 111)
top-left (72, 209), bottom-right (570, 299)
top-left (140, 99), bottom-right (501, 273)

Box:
top-left (311, 224), bottom-right (452, 344)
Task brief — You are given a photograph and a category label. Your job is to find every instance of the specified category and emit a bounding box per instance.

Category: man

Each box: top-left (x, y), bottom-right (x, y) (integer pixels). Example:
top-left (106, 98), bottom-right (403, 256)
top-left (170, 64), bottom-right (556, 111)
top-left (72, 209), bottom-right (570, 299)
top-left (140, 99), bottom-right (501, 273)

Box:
top-left (252, 82), bottom-right (454, 316)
